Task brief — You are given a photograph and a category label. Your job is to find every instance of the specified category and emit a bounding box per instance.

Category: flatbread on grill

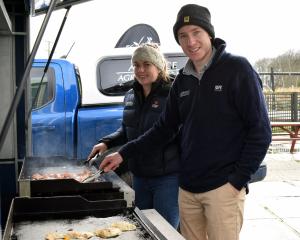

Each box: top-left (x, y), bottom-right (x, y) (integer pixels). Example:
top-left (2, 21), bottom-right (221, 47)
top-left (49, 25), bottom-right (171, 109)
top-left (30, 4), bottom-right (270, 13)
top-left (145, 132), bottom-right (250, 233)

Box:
top-left (94, 227), bottom-right (122, 238)
top-left (63, 236), bottom-right (88, 240)
top-left (111, 221), bottom-right (137, 231)
top-left (65, 231), bottom-right (94, 239)
top-left (45, 232), bottom-right (65, 240)
top-left (45, 230), bottom-right (93, 240)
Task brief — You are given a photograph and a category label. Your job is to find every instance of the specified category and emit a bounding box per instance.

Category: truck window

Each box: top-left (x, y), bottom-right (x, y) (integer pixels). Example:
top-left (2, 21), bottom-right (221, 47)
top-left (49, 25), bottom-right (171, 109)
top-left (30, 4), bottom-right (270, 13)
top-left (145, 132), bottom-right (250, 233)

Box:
top-left (30, 67), bottom-right (55, 109)
top-left (97, 53), bottom-right (188, 96)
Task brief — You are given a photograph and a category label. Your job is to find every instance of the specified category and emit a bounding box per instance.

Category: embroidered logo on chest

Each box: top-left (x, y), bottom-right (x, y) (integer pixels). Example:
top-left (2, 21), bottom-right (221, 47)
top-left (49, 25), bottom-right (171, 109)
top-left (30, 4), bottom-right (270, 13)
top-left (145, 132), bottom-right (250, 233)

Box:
top-left (152, 100), bottom-right (159, 108)
top-left (125, 101), bottom-right (134, 106)
top-left (180, 90), bottom-right (190, 97)
top-left (214, 85), bottom-right (223, 92)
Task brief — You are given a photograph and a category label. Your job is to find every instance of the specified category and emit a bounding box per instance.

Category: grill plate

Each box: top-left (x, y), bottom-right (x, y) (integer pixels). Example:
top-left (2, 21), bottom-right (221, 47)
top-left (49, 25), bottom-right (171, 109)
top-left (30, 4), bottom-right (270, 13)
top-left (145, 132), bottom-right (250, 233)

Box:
top-left (4, 196), bottom-right (162, 240)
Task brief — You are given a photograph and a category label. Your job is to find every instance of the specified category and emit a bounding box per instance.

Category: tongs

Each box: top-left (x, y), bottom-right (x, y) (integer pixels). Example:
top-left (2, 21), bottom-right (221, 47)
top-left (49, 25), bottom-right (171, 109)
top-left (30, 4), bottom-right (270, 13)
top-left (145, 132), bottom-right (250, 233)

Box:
top-left (82, 153), bottom-right (104, 183)
top-left (83, 146), bottom-right (120, 167)
top-left (82, 168), bottom-right (104, 183)
top-left (83, 153), bottom-right (101, 167)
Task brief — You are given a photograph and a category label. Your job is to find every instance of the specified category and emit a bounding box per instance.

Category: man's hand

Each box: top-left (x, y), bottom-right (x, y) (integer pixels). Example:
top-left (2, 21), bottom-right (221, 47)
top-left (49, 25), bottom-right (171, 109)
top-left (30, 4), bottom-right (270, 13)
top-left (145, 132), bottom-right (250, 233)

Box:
top-left (227, 182), bottom-right (240, 196)
top-left (87, 142), bottom-right (108, 160)
top-left (100, 152), bottom-right (124, 172)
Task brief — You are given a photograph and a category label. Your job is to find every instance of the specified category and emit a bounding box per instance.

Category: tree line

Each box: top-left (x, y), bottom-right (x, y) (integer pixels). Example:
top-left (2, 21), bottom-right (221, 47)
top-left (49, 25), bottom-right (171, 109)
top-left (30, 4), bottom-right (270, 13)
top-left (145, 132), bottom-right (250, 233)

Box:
top-left (254, 50), bottom-right (300, 91)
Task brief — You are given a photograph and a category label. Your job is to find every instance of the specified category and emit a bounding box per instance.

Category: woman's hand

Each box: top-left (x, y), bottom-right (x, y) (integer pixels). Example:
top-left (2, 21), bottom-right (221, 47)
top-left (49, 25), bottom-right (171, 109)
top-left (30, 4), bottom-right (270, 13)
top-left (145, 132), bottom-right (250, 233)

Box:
top-left (100, 152), bottom-right (124, 172)
top-left (87, 142), bottom-right (108, 160)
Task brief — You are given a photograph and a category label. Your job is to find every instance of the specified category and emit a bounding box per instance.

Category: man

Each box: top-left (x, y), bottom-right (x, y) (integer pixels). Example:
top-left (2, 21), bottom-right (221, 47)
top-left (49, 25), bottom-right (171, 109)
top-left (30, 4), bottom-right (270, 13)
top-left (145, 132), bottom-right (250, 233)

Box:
top-left (100, 4), bottom-right (271, 240)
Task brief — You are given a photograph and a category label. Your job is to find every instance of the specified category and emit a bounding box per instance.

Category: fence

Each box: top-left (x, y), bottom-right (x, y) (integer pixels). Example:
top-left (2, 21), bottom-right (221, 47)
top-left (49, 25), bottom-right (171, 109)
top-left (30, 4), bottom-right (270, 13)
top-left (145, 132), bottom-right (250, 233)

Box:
top-left (260, 72), bottom-right (300, 152)
top-left (260, 71), bottom-right (300, 91)
top-left (264, 92), bottom-right (300, 121)
top-left (264, 92), bottom-right (300, 152)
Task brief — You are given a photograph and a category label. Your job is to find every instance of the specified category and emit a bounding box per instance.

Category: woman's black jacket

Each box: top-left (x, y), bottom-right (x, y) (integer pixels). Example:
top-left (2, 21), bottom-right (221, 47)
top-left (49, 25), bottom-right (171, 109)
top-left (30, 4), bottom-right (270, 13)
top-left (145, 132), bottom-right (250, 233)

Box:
top-left (99, 78), bottom-right (180, 177)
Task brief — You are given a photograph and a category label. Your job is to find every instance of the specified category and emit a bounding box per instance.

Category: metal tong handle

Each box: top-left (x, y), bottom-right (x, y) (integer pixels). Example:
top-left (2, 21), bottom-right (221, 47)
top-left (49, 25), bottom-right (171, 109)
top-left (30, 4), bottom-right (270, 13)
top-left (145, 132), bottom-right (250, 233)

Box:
top-left (82, 168), bottom-right (104, 183)
top-left (84, 153), bottom-right (101, 167)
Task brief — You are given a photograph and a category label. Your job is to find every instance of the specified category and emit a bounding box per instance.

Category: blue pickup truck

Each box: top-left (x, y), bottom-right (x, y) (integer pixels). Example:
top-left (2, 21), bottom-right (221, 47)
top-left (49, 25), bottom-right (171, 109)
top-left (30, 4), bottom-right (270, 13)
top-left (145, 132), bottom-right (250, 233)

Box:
top-left (30, 51), bottom-right (188, 159)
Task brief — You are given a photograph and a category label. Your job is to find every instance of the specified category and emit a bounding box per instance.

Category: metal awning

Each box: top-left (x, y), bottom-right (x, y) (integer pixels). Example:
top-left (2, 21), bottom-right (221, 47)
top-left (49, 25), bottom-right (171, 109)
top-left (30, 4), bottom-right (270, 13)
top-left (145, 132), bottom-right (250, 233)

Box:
top-left (0, 0), bottom-right (12, 33)
top-left (33, 0), bottom-right (93, 16)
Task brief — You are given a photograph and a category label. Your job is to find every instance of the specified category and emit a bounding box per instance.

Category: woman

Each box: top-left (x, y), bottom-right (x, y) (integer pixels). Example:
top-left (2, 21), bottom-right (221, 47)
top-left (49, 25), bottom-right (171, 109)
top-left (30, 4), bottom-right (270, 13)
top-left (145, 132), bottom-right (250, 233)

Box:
top-left (88, 43), bottom-right (180, 228)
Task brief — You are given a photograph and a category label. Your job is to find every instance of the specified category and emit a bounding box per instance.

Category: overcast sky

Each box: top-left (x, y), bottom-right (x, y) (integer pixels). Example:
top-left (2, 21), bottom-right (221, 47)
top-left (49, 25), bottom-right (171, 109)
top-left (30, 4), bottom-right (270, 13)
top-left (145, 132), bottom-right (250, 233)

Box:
top-left (29, 0), bottom-right (300, 104)
top-left (30, 0), bottom-right (300, 65)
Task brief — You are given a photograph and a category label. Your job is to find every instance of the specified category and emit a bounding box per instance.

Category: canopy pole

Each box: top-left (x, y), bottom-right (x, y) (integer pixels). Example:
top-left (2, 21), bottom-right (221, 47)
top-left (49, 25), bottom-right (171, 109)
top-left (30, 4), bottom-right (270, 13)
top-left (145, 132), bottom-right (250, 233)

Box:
top-left (0, 0), bottom-right (58, 151)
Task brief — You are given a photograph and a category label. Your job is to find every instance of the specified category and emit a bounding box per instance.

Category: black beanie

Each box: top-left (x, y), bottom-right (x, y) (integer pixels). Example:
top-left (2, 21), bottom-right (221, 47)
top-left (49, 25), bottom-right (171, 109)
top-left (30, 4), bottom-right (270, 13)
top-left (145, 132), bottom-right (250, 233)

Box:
top-left (173, 4), bottom-right (215, 44)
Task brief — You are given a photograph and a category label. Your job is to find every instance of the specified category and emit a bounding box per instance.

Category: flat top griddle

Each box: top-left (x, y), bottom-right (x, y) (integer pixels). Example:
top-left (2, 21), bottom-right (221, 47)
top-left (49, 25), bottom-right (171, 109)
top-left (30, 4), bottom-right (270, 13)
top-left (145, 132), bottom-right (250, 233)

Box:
top-left (12, 215), bottom-right (153, 240)
top-left (19, 156), bottom-right (99, 180)
top-left (4, 197), bottom-right (164, 240)
top-left (18, 156), bottom-right (116, 197)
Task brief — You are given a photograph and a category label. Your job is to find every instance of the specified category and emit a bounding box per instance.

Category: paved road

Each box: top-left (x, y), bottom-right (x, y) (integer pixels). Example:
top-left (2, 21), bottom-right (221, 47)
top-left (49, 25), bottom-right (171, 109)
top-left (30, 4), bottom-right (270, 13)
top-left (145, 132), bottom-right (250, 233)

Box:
top-left (241, 153), bottom-right (300, 240)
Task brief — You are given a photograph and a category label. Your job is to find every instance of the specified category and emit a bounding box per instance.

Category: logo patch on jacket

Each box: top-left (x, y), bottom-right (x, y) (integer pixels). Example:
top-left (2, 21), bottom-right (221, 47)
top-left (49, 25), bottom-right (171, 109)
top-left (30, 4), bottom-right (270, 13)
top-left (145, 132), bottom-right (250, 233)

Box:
top-left (214, 85), bottom-right (223, 92)
top-left (125, 101), bottom-right (134, 106)
top-left (152, 100), bottom-right (159, 108)
top-left (180, 90), bottom-right (190, 97)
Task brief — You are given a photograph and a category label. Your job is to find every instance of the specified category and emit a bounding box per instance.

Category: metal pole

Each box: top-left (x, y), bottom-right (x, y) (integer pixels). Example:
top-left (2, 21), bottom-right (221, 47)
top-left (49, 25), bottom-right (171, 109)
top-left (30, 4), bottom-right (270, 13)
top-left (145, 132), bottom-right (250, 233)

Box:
top-left (270, 67), bottom-right (275, 92)
top-left (27, 6), bottom-right (71, 123)
top-left (291, 92), bottom-right (298, 122)
top-left (0, 0), bottom-right (58, 151)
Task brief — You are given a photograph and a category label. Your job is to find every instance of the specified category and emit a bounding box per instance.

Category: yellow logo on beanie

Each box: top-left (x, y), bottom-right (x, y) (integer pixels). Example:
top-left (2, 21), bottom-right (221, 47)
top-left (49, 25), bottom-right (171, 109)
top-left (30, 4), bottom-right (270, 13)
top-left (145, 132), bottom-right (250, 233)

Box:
top-left (183, 16), bottom-right (190, 23)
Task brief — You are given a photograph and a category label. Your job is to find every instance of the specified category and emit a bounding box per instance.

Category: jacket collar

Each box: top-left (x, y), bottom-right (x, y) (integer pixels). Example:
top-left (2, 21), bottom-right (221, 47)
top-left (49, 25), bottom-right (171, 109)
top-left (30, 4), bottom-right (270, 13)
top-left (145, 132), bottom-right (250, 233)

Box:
top-left (133, 78), bottom-right (164, 102)
top-left (182, 38), bottom-right (227, 79)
